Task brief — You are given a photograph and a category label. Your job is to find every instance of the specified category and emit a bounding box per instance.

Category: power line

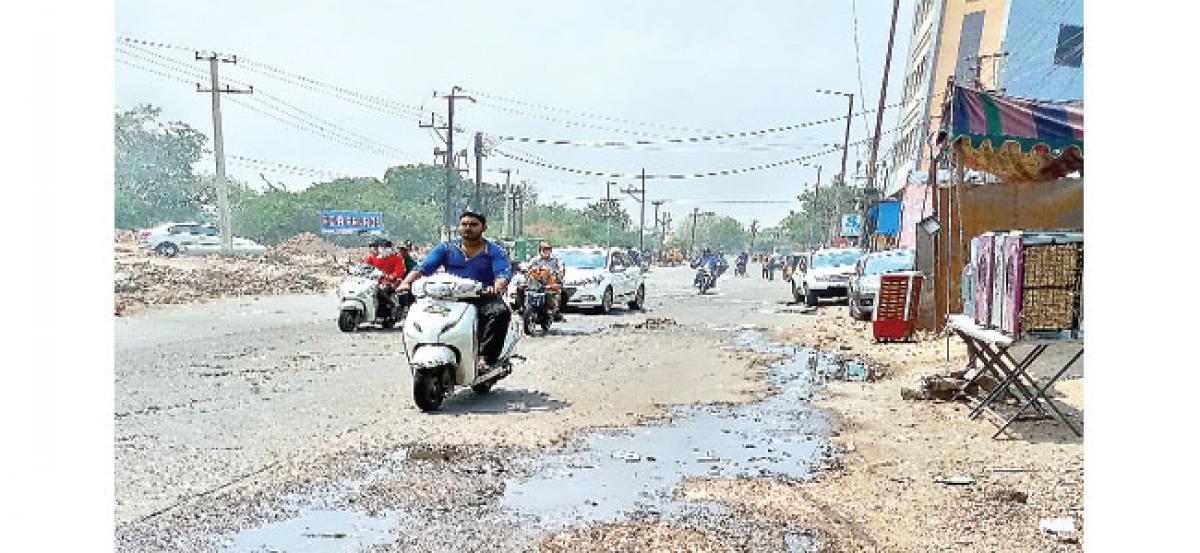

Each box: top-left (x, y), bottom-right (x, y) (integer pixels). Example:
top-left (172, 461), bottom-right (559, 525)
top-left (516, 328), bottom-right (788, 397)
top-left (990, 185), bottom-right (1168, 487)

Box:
top-left (495, 128), bottom-right (900, 181)
top-left (475, 99), bottom-right (678, 139)
top-left (485, 100), bottom-right (911, 148)
top-left (115, 49), bottom-right (421, 160)
top-left (461, 86), bottom-right (720, 135)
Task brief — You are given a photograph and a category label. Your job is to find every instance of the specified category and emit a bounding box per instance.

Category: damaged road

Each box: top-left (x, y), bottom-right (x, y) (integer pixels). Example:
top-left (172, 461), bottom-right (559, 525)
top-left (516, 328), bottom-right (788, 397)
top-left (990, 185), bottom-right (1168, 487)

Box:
top-left (118, 266), bottom-right (856, 551)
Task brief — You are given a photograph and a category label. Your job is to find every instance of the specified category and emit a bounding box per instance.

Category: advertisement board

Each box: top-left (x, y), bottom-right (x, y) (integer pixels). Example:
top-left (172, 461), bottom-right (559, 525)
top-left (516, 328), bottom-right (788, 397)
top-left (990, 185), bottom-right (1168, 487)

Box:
top-left (319, 210), bottom-right (384, 234)
top-left (840, 214), bottom-right (862, 237)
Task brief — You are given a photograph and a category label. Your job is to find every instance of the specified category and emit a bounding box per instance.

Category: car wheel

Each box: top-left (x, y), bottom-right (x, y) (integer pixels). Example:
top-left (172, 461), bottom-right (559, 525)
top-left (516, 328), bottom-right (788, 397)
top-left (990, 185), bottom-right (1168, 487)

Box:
top-left (628, 285), bottom-right (645, 310)
top-left (598, 287), bottom-right (613, 314)
top-left (804, 285), bottom-right (818, 307)
top-left (155, 242), bottom-right (179, 257)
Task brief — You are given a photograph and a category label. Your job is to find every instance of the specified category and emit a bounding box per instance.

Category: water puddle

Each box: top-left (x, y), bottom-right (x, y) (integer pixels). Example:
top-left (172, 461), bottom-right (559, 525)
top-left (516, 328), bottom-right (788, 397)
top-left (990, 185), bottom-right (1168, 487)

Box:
top-left (225, 509), bottom-right (404, 552)
top-left (501, 329), bottom-right (846, 533)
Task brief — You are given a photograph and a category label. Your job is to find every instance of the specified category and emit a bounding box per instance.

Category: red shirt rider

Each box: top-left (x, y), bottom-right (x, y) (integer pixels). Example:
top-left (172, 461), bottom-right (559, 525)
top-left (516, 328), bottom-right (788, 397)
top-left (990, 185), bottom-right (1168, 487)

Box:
top-left (365, 239), bottom-right (407, 284)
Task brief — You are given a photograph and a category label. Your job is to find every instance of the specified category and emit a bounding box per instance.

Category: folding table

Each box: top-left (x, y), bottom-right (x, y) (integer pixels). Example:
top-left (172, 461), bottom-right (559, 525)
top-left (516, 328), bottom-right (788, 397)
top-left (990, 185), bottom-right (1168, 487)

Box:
top-left (946, 314), bottom-right (1082, 438)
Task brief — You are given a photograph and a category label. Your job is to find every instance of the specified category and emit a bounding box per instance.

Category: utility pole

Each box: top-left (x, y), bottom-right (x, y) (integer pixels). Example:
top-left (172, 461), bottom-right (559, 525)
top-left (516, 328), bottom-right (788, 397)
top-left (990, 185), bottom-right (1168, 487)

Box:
top-left (605, 181), bottom-right (618, 249)
top-left (749, 220), bottom-right (759, 252)
top-left (651, 200), bottom-right (664, 256)
top-left (423, 86), bottom-right (475, 236)
top-left (496, 168), bottom-right (515, 238)
top-left (817, 89), bottom-right (855, 186)
top-left (620, 169), bottom-right (647, 251)
top-left (866, 0), bottom-right (901, 191)
top-left (473, 132), bottom-right (484, 212)
top-left (195, 51), bottom-right (252, 254)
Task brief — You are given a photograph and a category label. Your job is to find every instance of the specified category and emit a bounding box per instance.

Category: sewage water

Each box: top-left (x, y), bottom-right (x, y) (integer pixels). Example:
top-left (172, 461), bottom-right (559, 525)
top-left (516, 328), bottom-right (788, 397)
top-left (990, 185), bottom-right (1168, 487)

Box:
top-left (502, 330), bottom-right (863, 529)
top-left (226, 509), bottom-right (403, 553)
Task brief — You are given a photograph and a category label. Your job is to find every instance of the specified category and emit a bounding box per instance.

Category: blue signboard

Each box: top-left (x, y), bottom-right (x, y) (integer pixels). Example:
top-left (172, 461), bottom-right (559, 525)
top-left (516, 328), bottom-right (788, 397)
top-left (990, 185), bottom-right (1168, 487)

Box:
top-left (841, 214), bottom-right (862, 238)
top-left (320, 210), bottom-right (384, 234)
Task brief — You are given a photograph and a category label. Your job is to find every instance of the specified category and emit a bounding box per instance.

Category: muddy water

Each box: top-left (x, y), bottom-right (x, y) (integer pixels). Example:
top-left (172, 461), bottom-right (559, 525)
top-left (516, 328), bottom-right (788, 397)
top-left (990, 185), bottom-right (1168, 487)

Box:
top-left (216, 330), bottom-right (867, 551)
top-left (500, 330), bottom-right (865, 532)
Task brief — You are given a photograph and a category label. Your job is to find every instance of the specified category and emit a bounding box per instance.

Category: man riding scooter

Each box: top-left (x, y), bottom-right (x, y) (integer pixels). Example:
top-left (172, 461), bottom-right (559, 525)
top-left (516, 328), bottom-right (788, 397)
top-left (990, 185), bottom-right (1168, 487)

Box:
top-left (364, 239), bottom-right (409, 315)
top-left (397, 211), bottom-right (512, 372)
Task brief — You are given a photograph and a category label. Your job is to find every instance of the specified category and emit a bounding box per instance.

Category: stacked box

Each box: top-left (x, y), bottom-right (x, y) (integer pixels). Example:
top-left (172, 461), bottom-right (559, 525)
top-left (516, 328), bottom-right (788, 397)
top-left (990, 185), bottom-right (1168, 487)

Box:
top-left (1019, 240), bottom-right (1083, 334)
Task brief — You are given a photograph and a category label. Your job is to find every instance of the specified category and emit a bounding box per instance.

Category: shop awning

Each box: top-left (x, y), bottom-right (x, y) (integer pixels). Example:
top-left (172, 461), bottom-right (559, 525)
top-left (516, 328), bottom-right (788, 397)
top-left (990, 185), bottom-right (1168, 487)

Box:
top-left (937, 85), bottom-right (1083, 182)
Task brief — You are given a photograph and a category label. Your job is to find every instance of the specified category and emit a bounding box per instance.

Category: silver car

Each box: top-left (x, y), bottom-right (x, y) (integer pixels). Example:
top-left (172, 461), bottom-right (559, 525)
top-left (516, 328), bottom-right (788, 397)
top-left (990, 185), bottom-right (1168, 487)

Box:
top-left (137, 222), bottom-right (266, 257)
top-left (847, 248), bottom-right (916, 320)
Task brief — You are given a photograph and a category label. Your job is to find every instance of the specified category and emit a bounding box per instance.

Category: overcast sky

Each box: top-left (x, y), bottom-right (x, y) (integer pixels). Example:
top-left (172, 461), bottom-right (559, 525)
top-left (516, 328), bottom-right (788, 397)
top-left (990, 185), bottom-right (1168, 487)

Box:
top-left (115, 0), bottom-right (914, 226)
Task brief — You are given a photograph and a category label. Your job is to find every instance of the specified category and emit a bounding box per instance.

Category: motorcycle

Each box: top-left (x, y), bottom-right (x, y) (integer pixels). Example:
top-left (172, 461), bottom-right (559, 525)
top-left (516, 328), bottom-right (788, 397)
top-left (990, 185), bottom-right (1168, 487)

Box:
top-left (514, 264), bottom-right (560, 336)
top-left (402, 274), bottom-right (522, 411)
top-left (735, 260), bottom-right (748, 277)
top-left (694, 265), bottom-right (714, 295)
top-left (337, 264), bottom-right (407, 332)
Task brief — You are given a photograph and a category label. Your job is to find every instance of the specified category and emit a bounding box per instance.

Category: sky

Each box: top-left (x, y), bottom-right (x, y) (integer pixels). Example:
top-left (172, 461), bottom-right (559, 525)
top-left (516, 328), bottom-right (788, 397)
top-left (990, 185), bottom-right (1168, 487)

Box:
top-left (115, 0), bottom-right (914, 227)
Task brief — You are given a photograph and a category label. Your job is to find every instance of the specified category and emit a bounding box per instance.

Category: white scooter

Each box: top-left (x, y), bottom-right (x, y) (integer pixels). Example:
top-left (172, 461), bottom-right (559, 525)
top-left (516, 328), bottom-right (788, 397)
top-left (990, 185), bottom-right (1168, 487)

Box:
top-left (402, 274), bottom-right (522, 411)
top-left (337, 264), bottom-right (405, 332)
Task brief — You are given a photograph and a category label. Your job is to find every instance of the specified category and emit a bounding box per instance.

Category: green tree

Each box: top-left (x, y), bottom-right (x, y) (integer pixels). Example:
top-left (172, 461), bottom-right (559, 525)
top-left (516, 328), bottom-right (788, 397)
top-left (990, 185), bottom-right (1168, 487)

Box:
top-left (114, 104), bottom-right (210, 228)
top-left (667, 213), bottom-right (748, 253)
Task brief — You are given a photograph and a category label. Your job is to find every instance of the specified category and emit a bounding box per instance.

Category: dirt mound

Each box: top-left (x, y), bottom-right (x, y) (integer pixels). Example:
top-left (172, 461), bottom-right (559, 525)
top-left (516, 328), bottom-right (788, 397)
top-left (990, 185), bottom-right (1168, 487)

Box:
top-left (270, 232), bottom-right (350, 259)
top-left (115, 255), bottom-right (340, 310)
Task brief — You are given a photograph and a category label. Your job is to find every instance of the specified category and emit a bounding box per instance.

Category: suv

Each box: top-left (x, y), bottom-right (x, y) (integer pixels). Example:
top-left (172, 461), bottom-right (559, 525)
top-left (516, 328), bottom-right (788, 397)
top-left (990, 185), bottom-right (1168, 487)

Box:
top-left (847, 248), bottom-right (916, 320)
top-left (137, 222), bottom-right (266, 257)
top-left (559, 247), bottom-right (646, 314)
top-left (789, 248), bottom-right (865, 306)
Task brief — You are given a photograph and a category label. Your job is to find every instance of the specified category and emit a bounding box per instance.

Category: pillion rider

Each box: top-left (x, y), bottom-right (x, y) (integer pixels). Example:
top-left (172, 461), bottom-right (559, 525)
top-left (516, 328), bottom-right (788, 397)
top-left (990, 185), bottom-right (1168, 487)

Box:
top-left (397, 211), bottom-right (512, 371)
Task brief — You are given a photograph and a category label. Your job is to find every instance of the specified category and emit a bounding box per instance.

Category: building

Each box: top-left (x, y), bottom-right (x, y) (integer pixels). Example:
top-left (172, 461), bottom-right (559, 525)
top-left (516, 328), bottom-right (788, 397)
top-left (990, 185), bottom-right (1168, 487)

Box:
top-left (884, 0), bottom-right (1083, 196)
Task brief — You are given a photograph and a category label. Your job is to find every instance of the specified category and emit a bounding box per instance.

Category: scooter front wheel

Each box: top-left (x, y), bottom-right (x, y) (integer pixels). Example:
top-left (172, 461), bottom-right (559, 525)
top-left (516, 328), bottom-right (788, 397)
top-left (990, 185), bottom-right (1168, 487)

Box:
top-left (338, 310), bottom-right (359, 332)
top-left (413, 370), bottom-right (446, 411)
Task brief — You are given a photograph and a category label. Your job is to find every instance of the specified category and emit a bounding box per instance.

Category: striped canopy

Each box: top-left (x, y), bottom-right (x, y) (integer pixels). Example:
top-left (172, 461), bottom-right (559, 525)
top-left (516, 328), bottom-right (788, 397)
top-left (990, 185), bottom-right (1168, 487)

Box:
top-left (937, 85), bottom-right (1083, 182)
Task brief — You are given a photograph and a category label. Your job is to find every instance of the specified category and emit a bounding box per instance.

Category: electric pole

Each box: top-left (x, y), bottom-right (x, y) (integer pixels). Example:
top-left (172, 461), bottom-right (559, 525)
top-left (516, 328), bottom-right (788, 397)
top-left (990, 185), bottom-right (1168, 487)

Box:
top-left (473, 132), bottom-right (484, 211)
top-left (749, 220), bottom-right (759, 252)
top-left (866, 0), bottom-right (901, 191)
top-left (620, 169), bottom-right (647, 251)
top-left (690, 207), bottom-right (700, 257)
top-left (195, 51), bottom-right (252, 254)
top-left (651, 200), bottom-right (664, 256)
top-left (817, 89), bottom-right (855, 186)
top-left (495, 168), bottom-right (515, 238)
top-left (423, 86), bottom-right (475, 236)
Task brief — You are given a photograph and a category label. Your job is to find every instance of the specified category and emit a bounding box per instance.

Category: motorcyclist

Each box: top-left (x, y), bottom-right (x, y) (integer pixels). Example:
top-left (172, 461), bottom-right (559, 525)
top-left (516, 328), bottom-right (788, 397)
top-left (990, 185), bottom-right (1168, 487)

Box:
top-left (694, 248), bottom-right (721, 286)
top-left (398, 240), bottom-right (418, 273)
top-left (397, 211), bottom-right (512, 371)
top-left (364, 239), bottom-right (407, 313)
top-left (524, 241), bottom-right (566, 321)
top-left (714, 250), bottom-right (729, 279)
top-left (736, 251), bottom-right (749, 275)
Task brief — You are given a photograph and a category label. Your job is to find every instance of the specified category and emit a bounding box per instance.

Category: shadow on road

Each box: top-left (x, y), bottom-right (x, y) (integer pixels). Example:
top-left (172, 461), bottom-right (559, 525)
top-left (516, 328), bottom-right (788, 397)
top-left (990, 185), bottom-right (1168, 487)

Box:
top-left (433, 388), bottom-right (571, 415)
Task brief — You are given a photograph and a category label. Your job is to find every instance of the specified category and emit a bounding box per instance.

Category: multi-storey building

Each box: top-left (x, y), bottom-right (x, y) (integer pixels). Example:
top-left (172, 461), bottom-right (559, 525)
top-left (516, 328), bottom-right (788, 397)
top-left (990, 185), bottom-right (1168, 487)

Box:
top-left (884, 0), bottom-right (1083, 196)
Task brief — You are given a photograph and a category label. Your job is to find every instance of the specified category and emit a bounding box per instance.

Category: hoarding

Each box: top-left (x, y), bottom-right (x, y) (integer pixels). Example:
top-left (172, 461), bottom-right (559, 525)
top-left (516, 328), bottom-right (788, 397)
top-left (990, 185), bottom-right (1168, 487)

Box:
top-left (840, 214), bottom-right (862, 237)
top-left (319, 210), bottom-right (384, 234)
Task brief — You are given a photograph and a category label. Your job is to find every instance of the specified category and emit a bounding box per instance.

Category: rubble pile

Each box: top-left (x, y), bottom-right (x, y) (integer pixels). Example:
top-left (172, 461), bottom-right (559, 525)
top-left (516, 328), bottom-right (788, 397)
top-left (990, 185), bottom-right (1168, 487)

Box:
top-left (113, 231), bottom-right (356, 311)
top-left (268, 232), bottom-right (354, 260)
top-left (116, 257), bottom-right (335, 308)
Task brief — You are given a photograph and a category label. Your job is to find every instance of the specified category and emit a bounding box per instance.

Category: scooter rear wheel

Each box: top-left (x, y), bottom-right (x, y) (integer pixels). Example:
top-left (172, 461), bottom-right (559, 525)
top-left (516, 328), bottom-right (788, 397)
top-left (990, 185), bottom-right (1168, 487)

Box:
top-left (471, 380), bottom-right (495, 394)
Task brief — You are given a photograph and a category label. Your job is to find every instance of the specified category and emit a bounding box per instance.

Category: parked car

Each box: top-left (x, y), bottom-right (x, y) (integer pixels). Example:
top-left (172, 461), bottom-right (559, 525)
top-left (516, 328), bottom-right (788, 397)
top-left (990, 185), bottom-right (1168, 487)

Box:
top-left (788, 247), bottom-right (866, 306)
top-left (559, 247), bottom-right (646, 314)
top-left (137, 222), bottom-right (266, 257)
top-left (847, 248), bottom-right (916, 321)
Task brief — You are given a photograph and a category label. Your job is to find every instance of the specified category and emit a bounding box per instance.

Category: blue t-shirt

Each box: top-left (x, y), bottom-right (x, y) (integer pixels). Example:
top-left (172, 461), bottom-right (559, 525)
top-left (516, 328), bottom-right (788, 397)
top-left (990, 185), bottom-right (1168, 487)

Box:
top-left (417, 238), bottom-right (512, 287)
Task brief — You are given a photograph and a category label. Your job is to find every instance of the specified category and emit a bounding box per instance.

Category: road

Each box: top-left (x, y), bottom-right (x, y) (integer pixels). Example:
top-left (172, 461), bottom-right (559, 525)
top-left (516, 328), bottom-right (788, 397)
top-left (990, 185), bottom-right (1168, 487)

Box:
top-left (115, 266), bottom-right (834, 551)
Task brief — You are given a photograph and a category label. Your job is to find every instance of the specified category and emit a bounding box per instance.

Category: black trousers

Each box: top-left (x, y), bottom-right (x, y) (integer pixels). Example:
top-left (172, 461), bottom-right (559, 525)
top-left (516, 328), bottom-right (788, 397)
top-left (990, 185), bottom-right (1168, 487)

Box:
top-left (464, 295), bottom-right (511, 365)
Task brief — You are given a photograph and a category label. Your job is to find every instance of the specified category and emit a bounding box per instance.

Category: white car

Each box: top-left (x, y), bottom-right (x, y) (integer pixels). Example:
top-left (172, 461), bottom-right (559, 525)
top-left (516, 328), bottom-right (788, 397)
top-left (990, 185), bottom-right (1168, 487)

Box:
top-left (559, 247), bottom-right (646, 314)
top-left (789, 247), bottom-right (866, 307)
top-left (136, 222), bottom-right (267, 257)
top-left (847, 248), bottom-right (916, 320)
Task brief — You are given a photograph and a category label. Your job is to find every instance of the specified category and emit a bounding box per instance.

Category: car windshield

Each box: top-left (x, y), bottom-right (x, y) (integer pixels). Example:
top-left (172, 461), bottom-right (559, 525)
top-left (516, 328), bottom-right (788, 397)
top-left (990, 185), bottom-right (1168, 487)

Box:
top-left (811, 251), bottom-right (863, 268)
top-left (863, 252), bottom-right (915, 275)
top-left (560, 250), bottom-right (606, 269)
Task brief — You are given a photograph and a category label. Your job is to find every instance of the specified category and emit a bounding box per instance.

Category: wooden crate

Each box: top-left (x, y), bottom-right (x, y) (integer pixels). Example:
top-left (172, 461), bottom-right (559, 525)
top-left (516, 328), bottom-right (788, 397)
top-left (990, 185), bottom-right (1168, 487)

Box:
top-left (1018, 242), bottom-right (1083, 334)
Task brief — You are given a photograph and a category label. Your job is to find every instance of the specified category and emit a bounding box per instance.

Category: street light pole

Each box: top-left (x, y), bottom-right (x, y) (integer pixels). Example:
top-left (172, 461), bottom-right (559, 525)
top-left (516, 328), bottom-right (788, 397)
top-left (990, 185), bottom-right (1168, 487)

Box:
top-left (817, 89), bottom-right (855, 186)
